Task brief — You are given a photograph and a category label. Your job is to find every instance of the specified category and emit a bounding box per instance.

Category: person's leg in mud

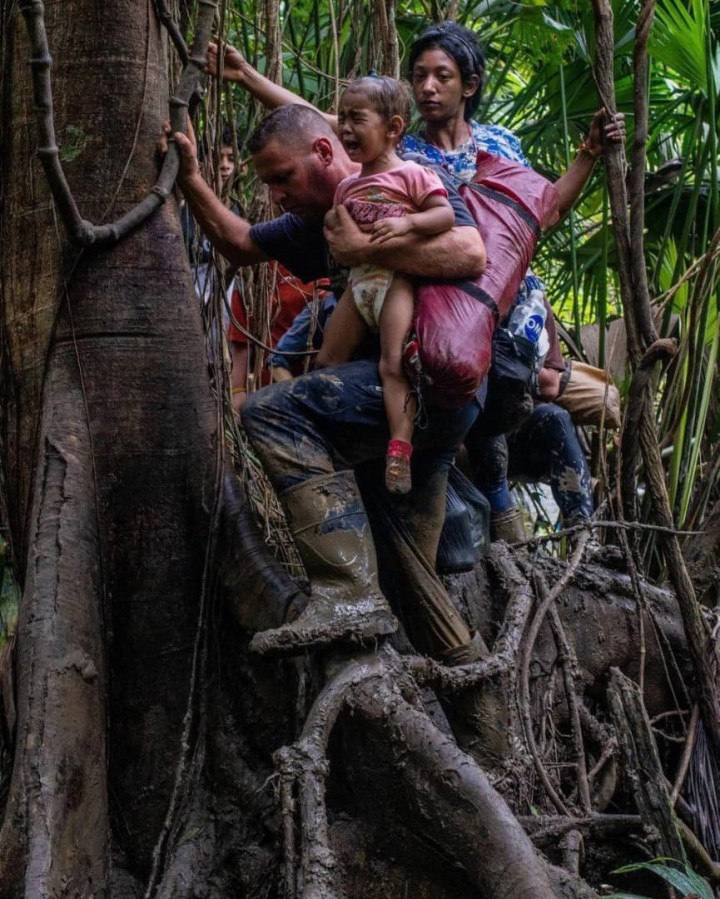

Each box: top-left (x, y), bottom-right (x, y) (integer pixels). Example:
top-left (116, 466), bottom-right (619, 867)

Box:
top-left (356, 455), bottom-right (515, 766)
top-left (506, 403), bottom-right (593, 525)
top-left (465, 431), bottom-right (526, 543)
top-left (354, 456), bottom-right (482, 662)
top-left (243, 361), bottom-right (512, 765)
top-left (241, 359), bottom-right (479, 656)
top-left (354, 455), bottom-right (512, 767)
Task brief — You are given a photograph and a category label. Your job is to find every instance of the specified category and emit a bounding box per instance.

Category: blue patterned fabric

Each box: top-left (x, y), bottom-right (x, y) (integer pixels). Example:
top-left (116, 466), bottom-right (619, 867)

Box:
top-left (401, 120), bottom-right (544, 310)
top-left (400, 121), bottom-right (530, 183)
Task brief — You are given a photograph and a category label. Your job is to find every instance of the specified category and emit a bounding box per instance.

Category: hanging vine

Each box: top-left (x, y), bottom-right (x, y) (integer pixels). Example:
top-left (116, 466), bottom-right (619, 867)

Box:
top-left (19, 0), bottom-right (217, 247)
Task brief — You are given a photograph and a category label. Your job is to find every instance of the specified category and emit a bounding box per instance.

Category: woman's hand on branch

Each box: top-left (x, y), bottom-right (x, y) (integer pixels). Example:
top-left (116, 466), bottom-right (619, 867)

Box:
top-left (206, 41), bottom-right (247, 84)
top-left (584, 108), bottom-right (626, 157)
top-left (207, 41), bottom-right (338, 126)
top-left (555, 108), bottom-right (626, 214)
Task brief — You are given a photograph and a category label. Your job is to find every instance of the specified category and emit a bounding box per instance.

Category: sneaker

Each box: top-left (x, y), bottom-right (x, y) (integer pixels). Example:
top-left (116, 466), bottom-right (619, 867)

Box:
top-left (385, 440), bottom-right (413, 494)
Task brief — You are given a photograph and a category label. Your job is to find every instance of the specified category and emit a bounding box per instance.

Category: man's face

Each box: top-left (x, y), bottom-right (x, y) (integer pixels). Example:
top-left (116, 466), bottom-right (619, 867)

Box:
top-left (252, 139), bottom-right (336, 220)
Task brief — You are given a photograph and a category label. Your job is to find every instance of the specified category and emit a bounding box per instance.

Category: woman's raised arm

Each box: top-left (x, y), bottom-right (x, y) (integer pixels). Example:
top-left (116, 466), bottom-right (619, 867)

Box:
top-left (207, 42), bottom-right (339, 133)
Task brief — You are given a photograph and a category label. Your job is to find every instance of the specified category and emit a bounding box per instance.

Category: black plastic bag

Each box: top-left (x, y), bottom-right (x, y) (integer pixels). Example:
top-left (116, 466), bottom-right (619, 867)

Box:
top-left (436, 466), bottom-right (491, 575)
top-left (472, 328), bottom-right (534, 437)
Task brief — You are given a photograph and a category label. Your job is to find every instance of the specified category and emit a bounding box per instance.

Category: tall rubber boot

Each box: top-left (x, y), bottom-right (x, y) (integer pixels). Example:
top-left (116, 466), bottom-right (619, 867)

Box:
top-left (490, 507), bottom-right (525, 544)
top-left (250, 470), bottom-right (398, 656)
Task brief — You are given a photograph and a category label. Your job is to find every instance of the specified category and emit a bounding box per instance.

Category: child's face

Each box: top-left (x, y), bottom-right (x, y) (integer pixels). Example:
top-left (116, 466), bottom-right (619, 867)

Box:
top-left (218, 144), bottom-right (236, 187)
top-left (338, 91), bottom-right (398, 163)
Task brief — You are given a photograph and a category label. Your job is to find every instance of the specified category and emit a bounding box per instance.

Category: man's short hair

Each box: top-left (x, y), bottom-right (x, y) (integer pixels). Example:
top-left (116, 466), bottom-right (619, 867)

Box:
top-left (247, 105), bottom-right (337, 155)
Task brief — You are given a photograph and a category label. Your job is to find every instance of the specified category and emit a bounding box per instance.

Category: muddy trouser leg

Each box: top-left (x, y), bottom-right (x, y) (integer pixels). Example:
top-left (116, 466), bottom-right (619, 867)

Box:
top-left (465, 432), bottom-right (512, 513)
top-left (241, 361), bottom-right (480, 656)
top-left (355, 457), bottom-right (513, 767)
top-left (507, 403), bottom-right (593, 522)
top-left (464, 430), bottom-right (526, 542)
top-left (355, 458), bottom-right (483, 660)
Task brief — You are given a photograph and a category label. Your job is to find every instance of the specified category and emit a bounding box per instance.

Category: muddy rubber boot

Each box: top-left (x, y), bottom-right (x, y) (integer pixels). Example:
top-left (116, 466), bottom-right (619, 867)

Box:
top-left (490, 507), bottom-right (525, 544)
top-left (250, 470), bottom-right (398, 656)
top-left (441, 633), bottom-right (510, 770)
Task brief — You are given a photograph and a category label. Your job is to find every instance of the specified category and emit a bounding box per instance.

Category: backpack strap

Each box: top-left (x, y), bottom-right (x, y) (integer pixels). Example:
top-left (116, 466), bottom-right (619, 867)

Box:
top-left (454, 280), bottom-right (499, 322)
top-left (462, 181), bottom-right (541, 238)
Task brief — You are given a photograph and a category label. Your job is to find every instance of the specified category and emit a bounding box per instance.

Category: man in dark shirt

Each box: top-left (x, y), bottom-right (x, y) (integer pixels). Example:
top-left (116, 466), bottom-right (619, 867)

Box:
top-left (173, 105), bottom-right (487, 662)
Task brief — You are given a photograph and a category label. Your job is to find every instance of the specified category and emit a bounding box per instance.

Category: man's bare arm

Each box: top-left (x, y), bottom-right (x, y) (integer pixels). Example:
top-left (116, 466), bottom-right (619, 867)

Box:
top-left (167, 121), bottom-right (269, 268)
top-left (536, 367), bottom-right (561, 401)
top-left (324, 206), bottom-right (486, 279)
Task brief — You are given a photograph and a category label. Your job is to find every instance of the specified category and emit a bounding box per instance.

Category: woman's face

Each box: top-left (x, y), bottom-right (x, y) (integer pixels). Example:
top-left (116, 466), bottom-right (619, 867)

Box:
top-left (411, 47), bottom-right (478, 124)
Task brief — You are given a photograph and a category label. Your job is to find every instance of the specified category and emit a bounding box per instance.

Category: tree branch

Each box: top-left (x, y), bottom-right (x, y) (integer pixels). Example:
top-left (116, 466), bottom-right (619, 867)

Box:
top-left (590, 0), bottom-right (643, 365)
top-left (19, 0), bottom-right (218, 247)
top-left (629, 0), bottom-right (659, 347)
top-left (607, 668), bottom-right (687, 863)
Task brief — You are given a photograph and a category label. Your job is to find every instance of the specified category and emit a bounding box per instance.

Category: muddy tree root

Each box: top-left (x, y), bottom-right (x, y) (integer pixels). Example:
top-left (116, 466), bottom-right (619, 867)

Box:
top-left (276, 645), bottom-right (586, 899)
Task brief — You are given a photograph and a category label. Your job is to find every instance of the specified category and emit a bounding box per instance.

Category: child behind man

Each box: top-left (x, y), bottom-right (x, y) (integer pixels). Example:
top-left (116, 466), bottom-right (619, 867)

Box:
top-left (316, 76), bottom-right (455, 494)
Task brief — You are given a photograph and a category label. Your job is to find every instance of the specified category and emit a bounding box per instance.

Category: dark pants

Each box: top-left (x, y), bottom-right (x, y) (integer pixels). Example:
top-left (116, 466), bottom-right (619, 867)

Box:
top-left (468, 402), bottom-right (593, 522)
top-left (242, 361), bottom-right (480, 657)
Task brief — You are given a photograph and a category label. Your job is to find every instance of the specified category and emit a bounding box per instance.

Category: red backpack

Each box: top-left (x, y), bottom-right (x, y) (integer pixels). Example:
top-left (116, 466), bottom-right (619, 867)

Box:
top-left (411, 151), bottom-right (559, 407)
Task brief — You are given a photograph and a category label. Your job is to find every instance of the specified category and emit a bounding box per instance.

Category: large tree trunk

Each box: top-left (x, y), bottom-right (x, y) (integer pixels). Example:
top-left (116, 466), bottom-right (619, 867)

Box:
top-left (0, 1), bottom-right (218, 891)
top-left (0, 3), bottom-right (714, 899)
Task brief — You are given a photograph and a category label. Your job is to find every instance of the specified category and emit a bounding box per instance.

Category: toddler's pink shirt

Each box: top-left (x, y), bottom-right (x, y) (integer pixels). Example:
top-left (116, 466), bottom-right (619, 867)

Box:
top-left (334, 161), bottom-right (447, 228)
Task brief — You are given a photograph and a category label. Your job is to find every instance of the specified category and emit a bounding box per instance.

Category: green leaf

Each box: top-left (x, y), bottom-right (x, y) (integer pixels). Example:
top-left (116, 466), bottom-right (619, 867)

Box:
top-left (652, 0), bottom-right (709, 93)
top-left (612, 859), bottom-right (714, 899)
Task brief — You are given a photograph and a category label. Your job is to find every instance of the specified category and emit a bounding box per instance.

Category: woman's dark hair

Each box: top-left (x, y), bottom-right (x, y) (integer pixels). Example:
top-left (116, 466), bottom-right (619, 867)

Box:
top-left (407, 22), bottom-right (486, 121)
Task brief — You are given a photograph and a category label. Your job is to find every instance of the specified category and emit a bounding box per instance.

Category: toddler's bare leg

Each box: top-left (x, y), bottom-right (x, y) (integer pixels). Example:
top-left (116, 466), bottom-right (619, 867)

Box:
top-left (315, 288), bottom-right (367, 369)
top-left (379, 274), bottom-right (416, 494)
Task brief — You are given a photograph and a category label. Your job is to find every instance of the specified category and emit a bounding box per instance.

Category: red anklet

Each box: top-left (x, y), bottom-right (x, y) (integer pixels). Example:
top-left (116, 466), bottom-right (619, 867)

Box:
top-left (387, 439), bottom-right (413, 461)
